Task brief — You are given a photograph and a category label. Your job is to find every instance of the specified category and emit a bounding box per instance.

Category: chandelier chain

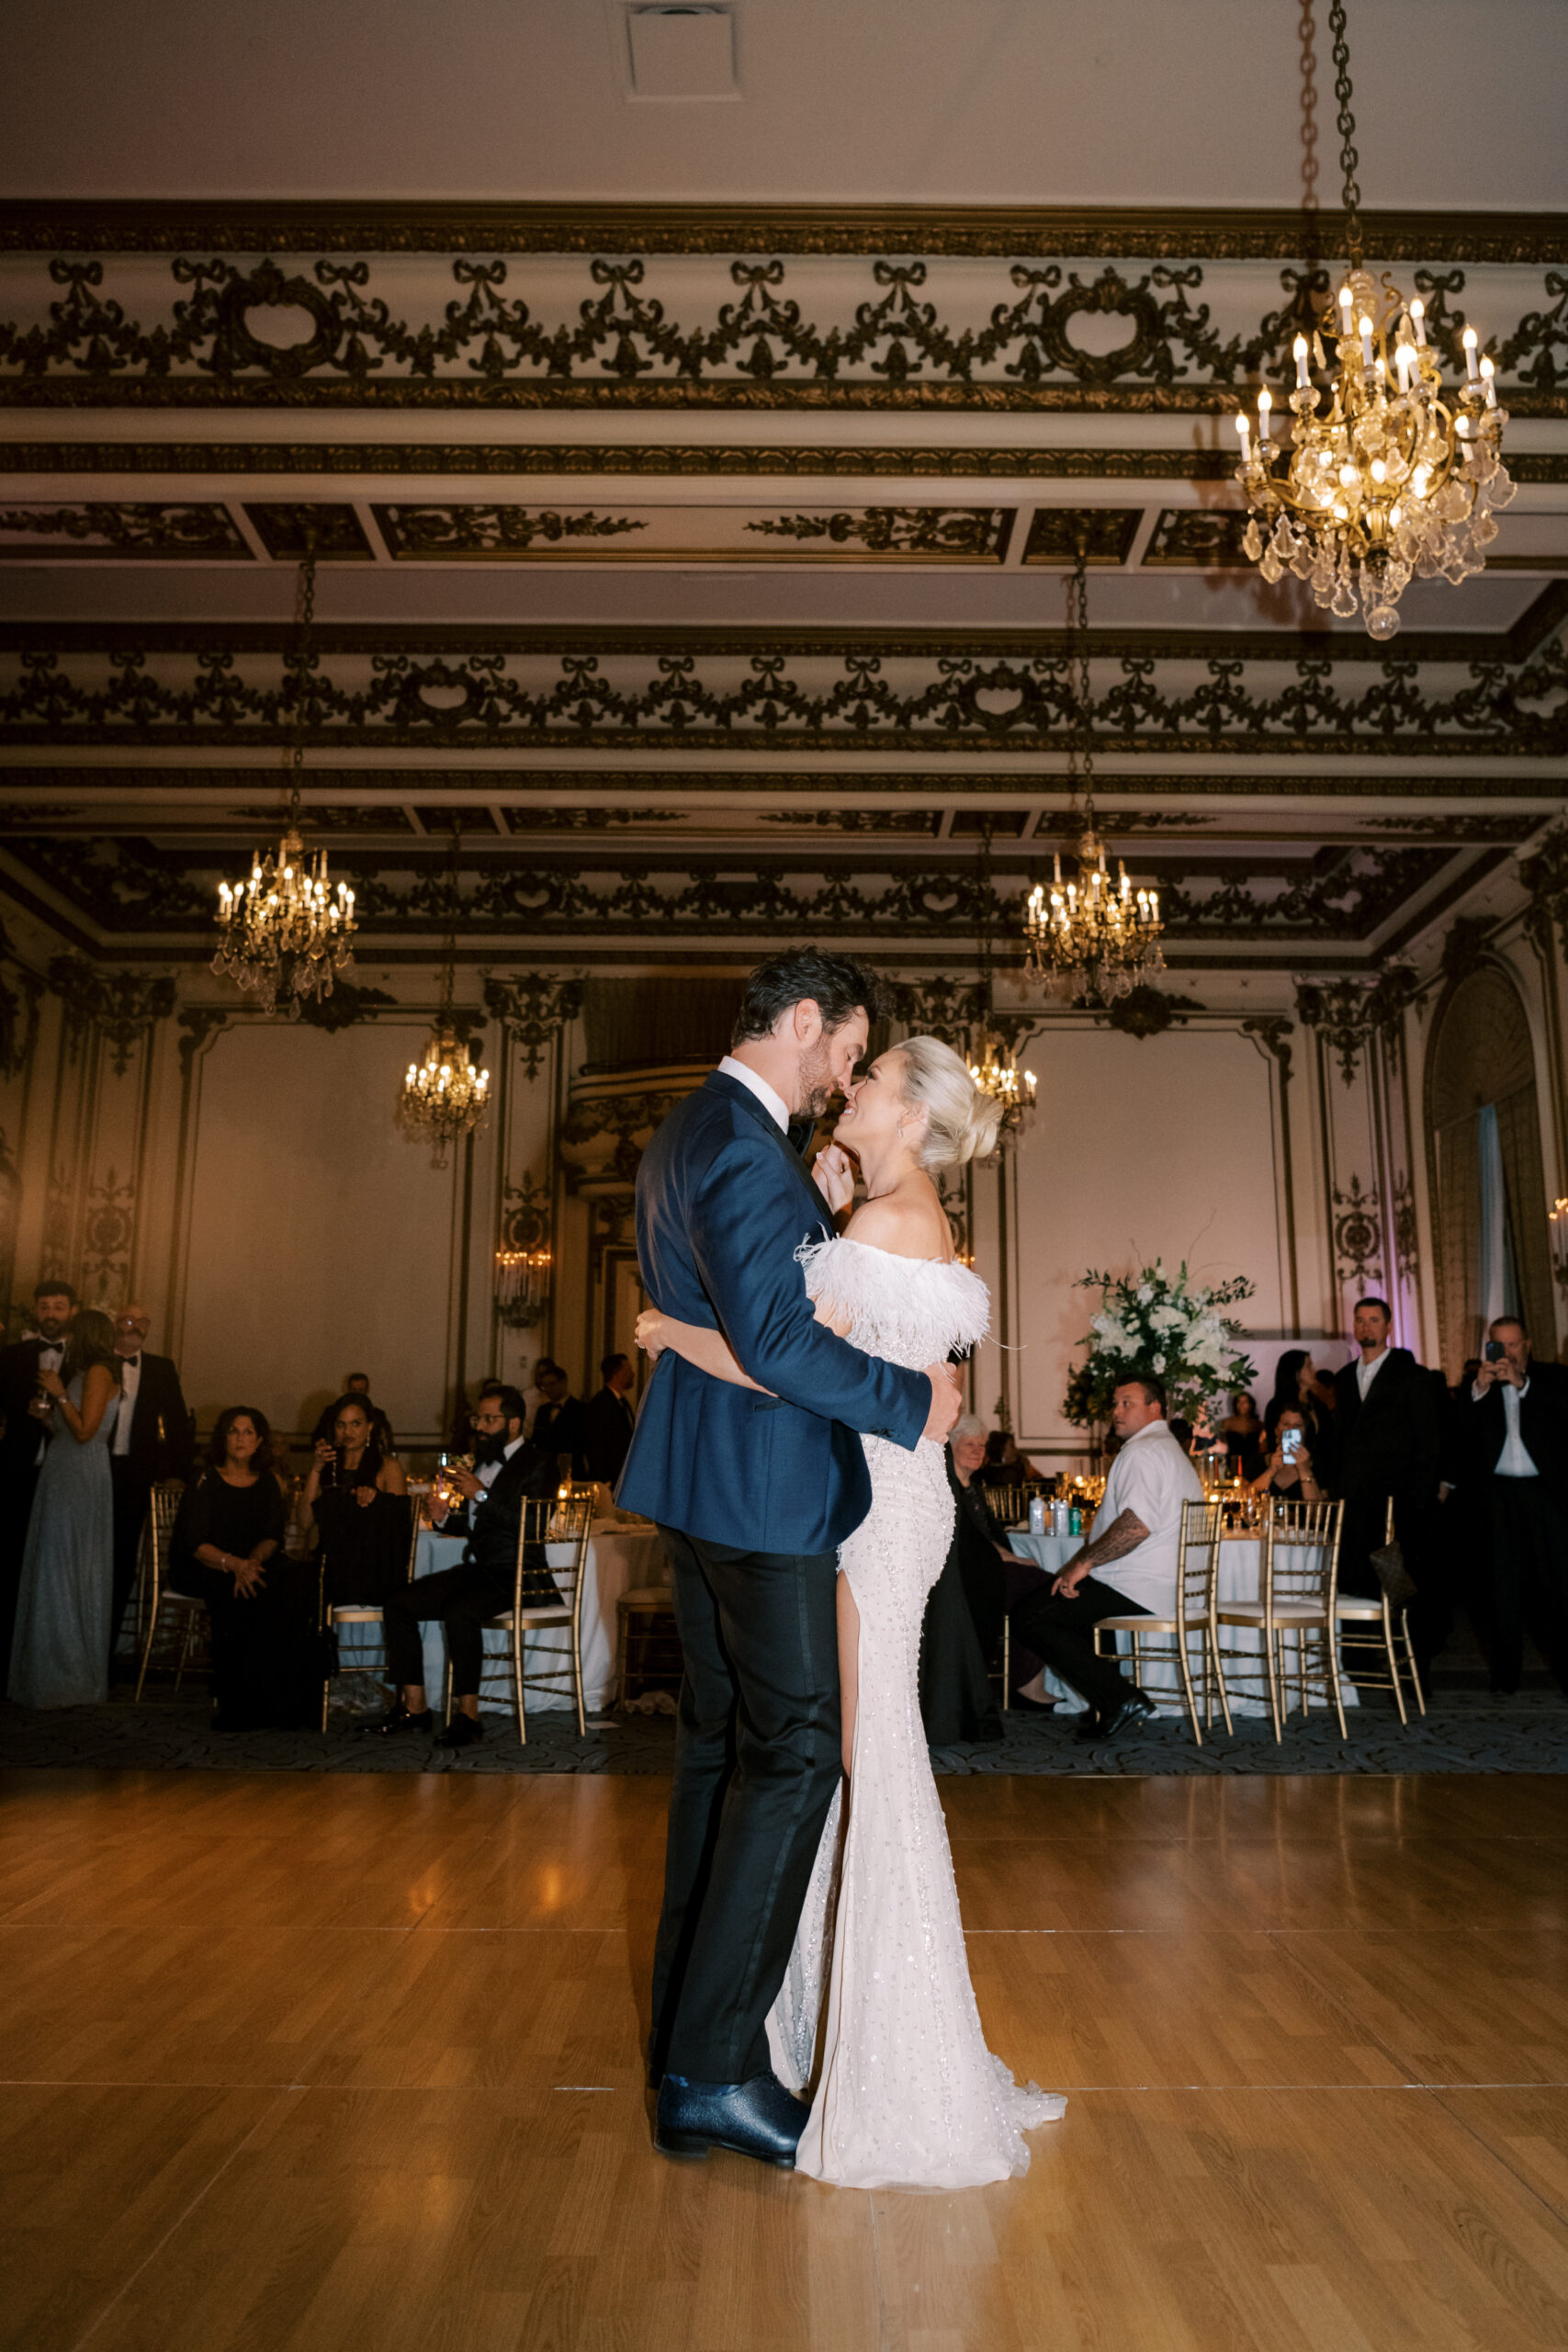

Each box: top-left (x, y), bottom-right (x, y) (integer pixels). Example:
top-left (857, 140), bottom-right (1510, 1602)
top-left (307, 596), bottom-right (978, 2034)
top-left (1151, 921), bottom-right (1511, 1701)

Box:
top-left (1327, 0), bottom-right (1362, 268)
top-left (287, 534), bottom-right (318, 812)
top-left (1298, 0), bottom-right (1319, 216)
top-left (1069, 537), bottom-right (1094, 820)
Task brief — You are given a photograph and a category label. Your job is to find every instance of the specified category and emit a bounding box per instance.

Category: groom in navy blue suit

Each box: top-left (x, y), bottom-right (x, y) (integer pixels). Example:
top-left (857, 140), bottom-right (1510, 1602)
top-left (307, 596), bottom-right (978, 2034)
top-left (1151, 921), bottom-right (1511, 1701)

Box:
top-left (619, 948), bottom-right (961, 2167)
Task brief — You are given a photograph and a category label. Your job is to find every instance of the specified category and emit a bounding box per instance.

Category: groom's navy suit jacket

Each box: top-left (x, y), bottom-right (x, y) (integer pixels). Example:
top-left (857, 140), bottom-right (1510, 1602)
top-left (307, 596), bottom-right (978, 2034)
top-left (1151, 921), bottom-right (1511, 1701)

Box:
top-left (617, 1070), bottom-right (930, 1554)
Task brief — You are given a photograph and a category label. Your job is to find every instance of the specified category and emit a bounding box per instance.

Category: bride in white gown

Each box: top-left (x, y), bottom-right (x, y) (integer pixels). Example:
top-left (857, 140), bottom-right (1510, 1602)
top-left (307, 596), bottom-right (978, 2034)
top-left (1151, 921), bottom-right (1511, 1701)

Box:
top-left (637, 1035), bottom-right (1065, 2190)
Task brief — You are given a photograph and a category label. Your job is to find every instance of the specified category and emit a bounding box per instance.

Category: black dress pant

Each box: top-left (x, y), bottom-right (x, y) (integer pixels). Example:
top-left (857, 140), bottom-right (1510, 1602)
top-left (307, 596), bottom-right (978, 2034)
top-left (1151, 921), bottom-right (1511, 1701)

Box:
top-left (650, 1525), bottom-right (841, 2086)
top-left (381, 1562), bottom-right (512, 1699)
top-left (0, 1464), bottom-right (41, 1684)
top-left (179, 1560), bottom-right (317, 1731)
top-left (109, 1461), bottom-right (152, 1668)
top-left (1010, 1574), bottom-right (1152, 1717)
top-left (1482, 1478), bottom-right (1568, 1692)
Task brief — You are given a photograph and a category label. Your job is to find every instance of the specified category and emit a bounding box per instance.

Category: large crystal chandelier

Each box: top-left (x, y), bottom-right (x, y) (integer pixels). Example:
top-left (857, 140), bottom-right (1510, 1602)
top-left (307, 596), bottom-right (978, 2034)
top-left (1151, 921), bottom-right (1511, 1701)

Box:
top-left (1234, 0), bottom-right (1511, 640)
top-left (1023, 539), bottom-right (1164, 1001)
top-left (967, 819), bottom-right (1036, 1138)
top-left (211, 538), bottom-right (356, 1013)
top-left (398, 824), bottom-right (491, 1168)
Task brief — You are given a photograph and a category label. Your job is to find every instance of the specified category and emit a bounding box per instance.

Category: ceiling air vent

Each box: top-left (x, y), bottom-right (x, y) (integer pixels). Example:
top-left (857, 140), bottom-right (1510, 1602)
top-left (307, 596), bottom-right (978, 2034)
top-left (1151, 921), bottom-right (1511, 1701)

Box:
top-left (626, 5), bottom-right (738, 99)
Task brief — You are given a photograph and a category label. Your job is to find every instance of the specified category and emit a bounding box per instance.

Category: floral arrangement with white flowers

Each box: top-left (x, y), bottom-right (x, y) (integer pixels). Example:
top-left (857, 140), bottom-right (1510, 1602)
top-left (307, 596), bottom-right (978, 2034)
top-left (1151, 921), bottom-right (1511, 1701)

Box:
top-left (1062, 1260), bottom-right (1258, 1426)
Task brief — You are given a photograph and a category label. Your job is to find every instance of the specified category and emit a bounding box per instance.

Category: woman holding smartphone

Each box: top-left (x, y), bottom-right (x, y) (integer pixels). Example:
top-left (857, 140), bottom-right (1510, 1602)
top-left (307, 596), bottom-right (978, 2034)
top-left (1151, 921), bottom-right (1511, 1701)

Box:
top-left (1249, 1404), bottom-right (1324, 1503)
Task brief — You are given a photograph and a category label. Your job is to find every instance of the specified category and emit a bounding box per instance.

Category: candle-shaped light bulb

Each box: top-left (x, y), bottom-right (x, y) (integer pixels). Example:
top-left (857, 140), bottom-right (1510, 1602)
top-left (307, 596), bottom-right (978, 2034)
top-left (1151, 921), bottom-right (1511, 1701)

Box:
top-left (1359, 314), bottom-right (1375, 368)
top-left (1462, 325), bottom-right (1480, 380)
top-left (1053, 851), bottom-right (1063, 884)
top-left (1410, 299), bottom-right (1427, 345)
top-left (1480, 354), bottom-right (1498, 408)
top-left (1293, 333), bottom-right (1310, 388)
top-left (1235, 411), bottom-right (1250, 447)
top-left (1338, 285), bottom-right (1354, 322)
top-left (1258, 386), bottom-right (1272, 436)
top-left (1394, 341), bottom-right (1416, 391)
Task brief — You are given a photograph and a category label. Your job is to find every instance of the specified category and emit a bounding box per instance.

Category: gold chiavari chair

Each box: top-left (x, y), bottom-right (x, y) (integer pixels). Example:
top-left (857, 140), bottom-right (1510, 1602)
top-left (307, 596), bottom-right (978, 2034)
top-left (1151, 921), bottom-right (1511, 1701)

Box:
top-left (133, 1480), bottom-right (196, 1702)
top-left (1090, 1498), bottom-right (1230, 1745)
top-left (446, 1491), bottom-right (594, 1741)
top-left (320, 1490), bottom-right (423, 1732)
top-left (1215, 1497), bottom-right (1346, 1741)
top-left (1333, 1496), bottom-right (1426, 1724)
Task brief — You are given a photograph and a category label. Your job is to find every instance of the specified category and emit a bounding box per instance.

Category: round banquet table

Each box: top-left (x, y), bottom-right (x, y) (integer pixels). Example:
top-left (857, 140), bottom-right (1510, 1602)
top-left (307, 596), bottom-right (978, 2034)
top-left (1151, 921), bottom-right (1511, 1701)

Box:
top-left (334, 1517), bottom-right (671, 1715)
top-left (1007, 1531), bottom-right (1359, 1717)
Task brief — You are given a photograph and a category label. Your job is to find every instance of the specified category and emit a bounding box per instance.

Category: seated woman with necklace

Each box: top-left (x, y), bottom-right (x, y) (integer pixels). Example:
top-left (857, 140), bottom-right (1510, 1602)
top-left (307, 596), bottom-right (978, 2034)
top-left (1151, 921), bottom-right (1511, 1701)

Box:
top-left (296, 1392), bottom-right (412, 1609)
top-left (172, 1407), bottom-right (317, 1731)
top-left (1248, 1404), bottom-right (1325, 1505)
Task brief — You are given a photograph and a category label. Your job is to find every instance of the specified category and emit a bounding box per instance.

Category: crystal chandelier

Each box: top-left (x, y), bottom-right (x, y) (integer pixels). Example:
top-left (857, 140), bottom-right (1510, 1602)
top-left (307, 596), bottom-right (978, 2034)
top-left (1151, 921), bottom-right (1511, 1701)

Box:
top-left (1023, 540), bottom-right (1164, 1001)
top-left (1234, 0), bottom-right (1511, 640)
top-left (495, 1174), bottom-right (553, 1328)
top-left (211, 538), bottom-right (356, 1013)
top-left (398, 824), bottom-right (491, 1168)
top-left (967, 819), bottom-right (1036, 1138)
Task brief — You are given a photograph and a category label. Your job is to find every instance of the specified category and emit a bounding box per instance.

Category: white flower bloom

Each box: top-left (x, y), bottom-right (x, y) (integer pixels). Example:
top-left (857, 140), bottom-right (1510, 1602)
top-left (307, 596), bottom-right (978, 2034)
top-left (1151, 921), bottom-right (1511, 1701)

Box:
top-left (1153, 1352), bottom-right (1167, 1372)
top-left (1137, 1284), bottom-right (1154, 1305)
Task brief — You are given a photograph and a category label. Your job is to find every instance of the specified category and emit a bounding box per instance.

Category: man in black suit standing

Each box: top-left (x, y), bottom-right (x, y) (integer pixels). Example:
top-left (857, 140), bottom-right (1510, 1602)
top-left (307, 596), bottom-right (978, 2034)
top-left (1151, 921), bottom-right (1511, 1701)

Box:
top-left (584, 1351), bottom-right (637, 1486)
top-left (1463, 1316), bottom-right (1568, 1693)
top-left (107, 1302), bottom-right (192, 1673)
top-left (0, 1279), bottom-right (76, 1680)
top-left (371, 1382), bottom-right (555, 1749)
top-left (532, 1358), bottom-right (589, 1481)
top-left (1330, 1295), bottom-right (1443, 1673)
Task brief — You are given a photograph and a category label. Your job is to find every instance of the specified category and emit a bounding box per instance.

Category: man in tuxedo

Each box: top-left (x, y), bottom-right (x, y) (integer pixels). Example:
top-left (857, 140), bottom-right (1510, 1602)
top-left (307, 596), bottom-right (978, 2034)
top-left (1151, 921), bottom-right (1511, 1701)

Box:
top-left (583, 1351), bottom-right (637, 1485)
top-left (107, 1303), bottom-right (192, 1673)
top-left (0, 1279), bottom-right (77, 1679)
top-left (618, 946), bottom-right (960, 2168)
top-left (532, 1358), bottom-right (589, 1480)
top-left (1463, 1317), bottom-right (1568, 1693)
top-left (372, 1381), bottom-right (555, 1750)
top-left (1330, 1295), bottom-right (1443, 1673)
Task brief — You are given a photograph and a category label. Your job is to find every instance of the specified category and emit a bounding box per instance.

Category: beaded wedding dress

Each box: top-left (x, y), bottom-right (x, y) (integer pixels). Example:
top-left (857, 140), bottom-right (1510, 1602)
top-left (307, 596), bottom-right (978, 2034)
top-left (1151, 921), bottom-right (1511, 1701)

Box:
top-left (765, 1236), bottom-right (1066, 2189)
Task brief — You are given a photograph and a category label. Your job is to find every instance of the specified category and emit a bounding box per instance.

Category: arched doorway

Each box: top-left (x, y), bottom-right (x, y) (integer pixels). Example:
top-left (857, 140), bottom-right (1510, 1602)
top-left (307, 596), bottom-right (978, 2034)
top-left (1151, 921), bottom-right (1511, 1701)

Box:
top-left (1426, 963), bottom-right (1553, 1374)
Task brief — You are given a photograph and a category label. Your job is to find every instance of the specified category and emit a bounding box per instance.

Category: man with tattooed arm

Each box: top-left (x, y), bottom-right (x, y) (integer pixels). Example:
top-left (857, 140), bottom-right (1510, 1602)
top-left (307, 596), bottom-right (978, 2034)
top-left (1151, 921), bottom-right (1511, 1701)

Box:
top-left (1010, 1374), bottom-right (1202, 1742)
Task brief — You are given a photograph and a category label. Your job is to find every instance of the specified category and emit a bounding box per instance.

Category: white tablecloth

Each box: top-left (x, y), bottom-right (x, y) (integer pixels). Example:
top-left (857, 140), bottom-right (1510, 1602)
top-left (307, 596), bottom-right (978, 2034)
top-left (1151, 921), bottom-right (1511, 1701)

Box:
top-left (1008, 1532), bottom-right (1359, 1717)
top-left (335, 1519), bottom-right (671, 1714)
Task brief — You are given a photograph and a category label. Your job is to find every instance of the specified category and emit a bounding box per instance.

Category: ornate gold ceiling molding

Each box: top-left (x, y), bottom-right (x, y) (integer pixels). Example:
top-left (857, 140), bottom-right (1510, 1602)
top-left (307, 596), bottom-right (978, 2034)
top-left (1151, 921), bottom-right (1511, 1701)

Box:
top-left (8, 582), bottom-right (1566, 663)
top-left (4, 202), bottom-right (1564, 263)
top-left (0, 441), bottom-right (1258, 481)
top-left (3, 766), bottom-right (1563, 804)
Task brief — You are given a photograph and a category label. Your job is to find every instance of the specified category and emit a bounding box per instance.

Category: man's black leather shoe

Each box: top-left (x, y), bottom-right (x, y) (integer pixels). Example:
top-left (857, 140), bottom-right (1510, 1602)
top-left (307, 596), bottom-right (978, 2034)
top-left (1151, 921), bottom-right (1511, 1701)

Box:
top-left (654, 2071), bottom-right (806, 2166)
top-left (438, 1713), bottom-right (484, 1748)
top-left (1097, 1690), bottom-right (1159, 1741)
top-left (366, 1702), bottom-right (432, 1736)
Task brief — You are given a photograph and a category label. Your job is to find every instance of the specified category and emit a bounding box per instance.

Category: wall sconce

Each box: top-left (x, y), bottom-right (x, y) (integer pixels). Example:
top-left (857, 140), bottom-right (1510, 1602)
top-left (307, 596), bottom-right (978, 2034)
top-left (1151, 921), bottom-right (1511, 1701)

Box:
top-left (495, 1171), bottom-right (552, 1328)
top-left (1551, 1197), bottom-right (1568, 1291)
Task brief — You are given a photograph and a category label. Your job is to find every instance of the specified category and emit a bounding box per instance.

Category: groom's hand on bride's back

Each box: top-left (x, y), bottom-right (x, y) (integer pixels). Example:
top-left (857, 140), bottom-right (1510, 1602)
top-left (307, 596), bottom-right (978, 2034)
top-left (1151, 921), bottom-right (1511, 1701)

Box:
top-left (920, 1363), bottom-right (963, 1443)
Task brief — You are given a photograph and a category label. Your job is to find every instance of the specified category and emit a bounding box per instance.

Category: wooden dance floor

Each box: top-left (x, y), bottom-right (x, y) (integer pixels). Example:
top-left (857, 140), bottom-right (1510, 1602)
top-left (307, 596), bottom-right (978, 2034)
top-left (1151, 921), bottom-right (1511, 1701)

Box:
top-left (4, 1768), bottom-right (1567, 2352)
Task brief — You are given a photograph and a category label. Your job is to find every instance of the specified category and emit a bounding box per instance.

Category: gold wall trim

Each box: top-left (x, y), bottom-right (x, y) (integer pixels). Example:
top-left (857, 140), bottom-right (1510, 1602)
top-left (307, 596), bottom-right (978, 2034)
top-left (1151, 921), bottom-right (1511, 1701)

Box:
top-left (0, 442), bottom-right (1269, 481)
top-left (3, 202), bottom-right (1565, 263)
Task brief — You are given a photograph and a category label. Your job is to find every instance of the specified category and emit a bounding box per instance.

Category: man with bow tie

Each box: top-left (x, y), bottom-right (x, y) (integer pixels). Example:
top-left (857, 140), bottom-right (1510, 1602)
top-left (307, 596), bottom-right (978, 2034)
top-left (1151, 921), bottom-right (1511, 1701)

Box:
top-left (0, 1279), bottom-right (77, 1681)
top-left (107, 1304), bottom-right (192, 1674)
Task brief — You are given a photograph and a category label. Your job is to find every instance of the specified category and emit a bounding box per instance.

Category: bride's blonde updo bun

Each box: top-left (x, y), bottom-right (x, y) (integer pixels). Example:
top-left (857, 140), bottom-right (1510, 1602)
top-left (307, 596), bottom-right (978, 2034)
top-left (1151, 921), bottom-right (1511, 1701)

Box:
top-left (894, 1035), bottom-right (1006, 1171)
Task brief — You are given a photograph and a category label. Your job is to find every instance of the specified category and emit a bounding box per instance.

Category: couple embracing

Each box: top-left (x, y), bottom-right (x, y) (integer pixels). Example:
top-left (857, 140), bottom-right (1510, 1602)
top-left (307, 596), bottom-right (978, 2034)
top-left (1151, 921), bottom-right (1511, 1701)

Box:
top-left (619, 949), bottom-right (1064, 2192)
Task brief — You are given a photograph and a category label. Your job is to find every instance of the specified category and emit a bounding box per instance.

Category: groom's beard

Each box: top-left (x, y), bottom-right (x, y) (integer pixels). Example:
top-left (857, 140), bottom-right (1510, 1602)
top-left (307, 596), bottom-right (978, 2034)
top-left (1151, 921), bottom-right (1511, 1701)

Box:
top-left (472, 1433), bottom-right (509, 1466)
top-left (796, 1035), bottom-right (840, 1120)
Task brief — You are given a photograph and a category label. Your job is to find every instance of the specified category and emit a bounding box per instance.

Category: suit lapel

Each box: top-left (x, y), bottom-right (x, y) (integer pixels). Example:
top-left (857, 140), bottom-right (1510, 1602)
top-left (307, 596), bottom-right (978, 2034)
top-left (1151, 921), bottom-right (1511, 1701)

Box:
top-left (704, 1070), bottom-right (831, 1233)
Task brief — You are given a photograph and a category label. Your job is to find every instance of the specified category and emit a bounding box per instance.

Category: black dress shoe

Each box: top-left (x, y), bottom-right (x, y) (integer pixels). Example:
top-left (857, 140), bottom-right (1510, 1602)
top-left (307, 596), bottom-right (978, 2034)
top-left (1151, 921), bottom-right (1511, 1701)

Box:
top-left (654, 2071), bottom-right (806, 2167)
top-left (365, 1702), bottom-right (433, 1736)
top-left (437, 1713), bottom-right (485, 1748)
top-left (1072, 1710), bottom-right (1105, 1743)
top-left (1097, 1690), bottom-right (1159, 1741)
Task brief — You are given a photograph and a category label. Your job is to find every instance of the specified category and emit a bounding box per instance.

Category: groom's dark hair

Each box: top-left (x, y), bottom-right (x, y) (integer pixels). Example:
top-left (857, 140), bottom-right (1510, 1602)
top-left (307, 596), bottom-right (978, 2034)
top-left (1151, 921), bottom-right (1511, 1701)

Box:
top-left (731, 949), bottom-right (886, 1046)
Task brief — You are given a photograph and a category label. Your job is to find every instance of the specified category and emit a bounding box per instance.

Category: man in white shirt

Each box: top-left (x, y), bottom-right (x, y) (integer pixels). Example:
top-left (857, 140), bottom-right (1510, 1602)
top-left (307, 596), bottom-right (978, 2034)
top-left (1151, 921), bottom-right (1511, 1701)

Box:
top-left (1465, 1317), bottom-right (1568, 1694)
top-left (1011, 1374), bottom-right (1204, 1741)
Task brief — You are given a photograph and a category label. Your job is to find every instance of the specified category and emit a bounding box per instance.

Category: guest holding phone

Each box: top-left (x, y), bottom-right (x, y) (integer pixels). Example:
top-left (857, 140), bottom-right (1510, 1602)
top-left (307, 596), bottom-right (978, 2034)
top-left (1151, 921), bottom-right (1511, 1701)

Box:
top-left (1249, 1405), bottom-right (1324, 1504)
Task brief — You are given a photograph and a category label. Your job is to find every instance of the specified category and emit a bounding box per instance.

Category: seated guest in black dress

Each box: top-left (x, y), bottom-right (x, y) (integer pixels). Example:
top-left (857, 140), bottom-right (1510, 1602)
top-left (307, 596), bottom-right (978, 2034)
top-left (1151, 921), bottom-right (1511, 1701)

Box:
top-left (1248, 1404), bottom-right (1325, 1504)
top-left (1266, 1351), bottom-right (1337, 1483)
top-left (172, 1408), bottom-right (315, 1731)
top-left (372, 1382), bottom-right (554, 1750)
top-left (297, 1394), bottom-right (411, 1608)
top-left (919, 1415), bottom-right (1055, 1746)
top-left (975, 1428), bottom-right (1040, 1491)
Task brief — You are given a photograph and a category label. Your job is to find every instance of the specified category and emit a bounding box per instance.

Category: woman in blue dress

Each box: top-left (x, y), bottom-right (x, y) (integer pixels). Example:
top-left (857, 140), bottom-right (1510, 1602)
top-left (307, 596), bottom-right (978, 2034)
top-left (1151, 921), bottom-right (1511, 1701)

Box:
top-left (7, 1307), bottom-right (122, 1708)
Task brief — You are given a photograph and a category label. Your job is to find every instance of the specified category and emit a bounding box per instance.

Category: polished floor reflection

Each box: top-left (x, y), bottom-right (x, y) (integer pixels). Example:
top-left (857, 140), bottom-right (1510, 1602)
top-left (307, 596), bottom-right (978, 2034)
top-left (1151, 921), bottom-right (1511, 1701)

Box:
top-left (3, 1769), bottom-right (1566, 2351)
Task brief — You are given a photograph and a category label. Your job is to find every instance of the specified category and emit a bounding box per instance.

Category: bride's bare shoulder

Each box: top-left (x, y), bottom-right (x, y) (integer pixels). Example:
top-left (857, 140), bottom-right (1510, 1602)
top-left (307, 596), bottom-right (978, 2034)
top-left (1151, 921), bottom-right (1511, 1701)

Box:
top-left (842, 1188), bottom-right (951, 1262)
